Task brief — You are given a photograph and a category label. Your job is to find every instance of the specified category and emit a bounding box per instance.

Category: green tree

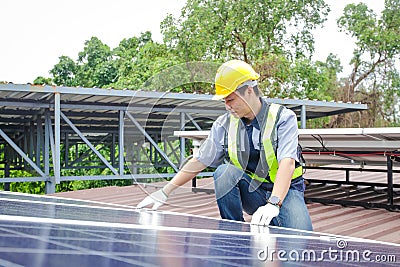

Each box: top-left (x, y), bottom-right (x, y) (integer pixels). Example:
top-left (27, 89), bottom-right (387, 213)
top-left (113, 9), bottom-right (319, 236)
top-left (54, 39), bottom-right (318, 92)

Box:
top-left (160, 0), bottom-right (335, 96)
top-left (76, 37), bottom-right (118, 88)
top-left (254, 52), bottom-right (341, 101)
top-left (112, 32), bottom-right (180, 90)
top-left (50, 55), bottom-right (77, 86)
top-left (33, 76), bottom-right (53, 85)
top-left (161, 0), bottom-right (329, 62)
top-left (50, 37), bottom-right (119, 88)
top-left (335, 0), bottom-right (400, 127)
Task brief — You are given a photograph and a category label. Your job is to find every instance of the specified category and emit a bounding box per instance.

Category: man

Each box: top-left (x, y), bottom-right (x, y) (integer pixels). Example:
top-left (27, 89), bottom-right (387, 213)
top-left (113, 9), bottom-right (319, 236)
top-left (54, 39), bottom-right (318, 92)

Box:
top-left (137, 60), bottom-right (313, 231)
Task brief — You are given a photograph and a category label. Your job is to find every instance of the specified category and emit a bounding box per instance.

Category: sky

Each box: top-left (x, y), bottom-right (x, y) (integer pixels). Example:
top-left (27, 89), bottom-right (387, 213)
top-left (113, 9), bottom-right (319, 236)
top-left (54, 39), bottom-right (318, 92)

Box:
top-left (0, 0), bottom-right (385, 84)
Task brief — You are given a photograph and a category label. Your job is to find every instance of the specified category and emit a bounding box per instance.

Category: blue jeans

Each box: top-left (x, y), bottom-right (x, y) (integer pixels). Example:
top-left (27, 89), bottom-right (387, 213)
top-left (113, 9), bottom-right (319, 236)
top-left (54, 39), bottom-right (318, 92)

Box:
top-left (213, 163), bottom-right (313, 231)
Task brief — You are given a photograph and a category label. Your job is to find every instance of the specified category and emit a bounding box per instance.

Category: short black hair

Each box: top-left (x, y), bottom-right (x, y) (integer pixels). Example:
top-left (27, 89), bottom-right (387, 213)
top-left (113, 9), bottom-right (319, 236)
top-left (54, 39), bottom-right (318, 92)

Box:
top-left (236, 83), bottom-right (261, 97)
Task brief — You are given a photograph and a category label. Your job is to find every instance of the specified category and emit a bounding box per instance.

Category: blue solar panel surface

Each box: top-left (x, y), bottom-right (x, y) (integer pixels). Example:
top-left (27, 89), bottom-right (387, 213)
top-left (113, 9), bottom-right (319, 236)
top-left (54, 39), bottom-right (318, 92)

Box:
top-left (0, 191), bottom-right (398, 266)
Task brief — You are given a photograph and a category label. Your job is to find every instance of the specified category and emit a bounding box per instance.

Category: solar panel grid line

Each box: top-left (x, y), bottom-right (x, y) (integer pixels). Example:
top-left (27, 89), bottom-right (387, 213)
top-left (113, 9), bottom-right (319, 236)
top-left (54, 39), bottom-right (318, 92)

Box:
top-left (148, 237), bottom-right (252, 267)
top-left (0, 196), bottom-right (134, 213)
top-left (0, 223), bottom-right (159, 267)
top-left (3, 194), bottom-right (282, 236)
top-left (0, 214), bottom-right (343, 244)
top-left (0, 196), bottom-right (247, 233)
top-left (0, 190), bottom-right (119, 204)
top-left (2, 209), bottom-right (399, 250)
top-left (0, 221), bottom-right (259, 266)
top-left (0, 257), bottom-right (29, 267)
top-left (0, 190), bottom-right (246, 225)
top-left (0, 226), bottom-right (340, 266)
top-left (0, 222), bottom-right (398, 267)
top-left (58, 224), bottom-right (252, 264)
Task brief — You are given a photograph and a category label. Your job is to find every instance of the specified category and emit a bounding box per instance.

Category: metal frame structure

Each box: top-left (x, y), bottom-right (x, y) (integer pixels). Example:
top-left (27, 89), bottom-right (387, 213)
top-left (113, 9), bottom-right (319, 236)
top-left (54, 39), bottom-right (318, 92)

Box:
top-left (305, 165), bottom-right (400, 210)
top-left (299, 128), bottom-right (400, 210)
top-left (0, 84), bottom-right (367, 194)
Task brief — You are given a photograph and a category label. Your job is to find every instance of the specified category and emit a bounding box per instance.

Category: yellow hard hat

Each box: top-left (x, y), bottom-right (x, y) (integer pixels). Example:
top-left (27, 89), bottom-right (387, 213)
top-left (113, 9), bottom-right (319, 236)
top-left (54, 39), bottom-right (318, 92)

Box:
top-left (213, 60), bottom-right (260, 100)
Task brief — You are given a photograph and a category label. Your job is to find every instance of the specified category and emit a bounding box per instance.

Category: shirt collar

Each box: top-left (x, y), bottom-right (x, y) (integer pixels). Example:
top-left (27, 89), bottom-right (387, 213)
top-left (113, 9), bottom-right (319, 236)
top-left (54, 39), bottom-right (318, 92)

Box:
top-left (240, 97), bottom-right (265, 130)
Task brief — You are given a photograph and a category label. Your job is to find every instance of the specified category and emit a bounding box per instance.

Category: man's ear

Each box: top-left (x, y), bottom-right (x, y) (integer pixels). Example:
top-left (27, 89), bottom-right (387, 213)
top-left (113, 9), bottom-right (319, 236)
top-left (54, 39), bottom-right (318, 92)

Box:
top-left (247, 86), bottom-right (254, 95)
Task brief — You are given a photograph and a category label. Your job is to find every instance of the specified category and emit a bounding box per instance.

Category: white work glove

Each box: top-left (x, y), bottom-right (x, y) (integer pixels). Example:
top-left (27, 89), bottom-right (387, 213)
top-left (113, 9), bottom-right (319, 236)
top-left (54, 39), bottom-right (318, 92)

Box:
top-left (250, 203), bottom-right (280, 226)
top-left (136, 189), bottom-right (168, 210)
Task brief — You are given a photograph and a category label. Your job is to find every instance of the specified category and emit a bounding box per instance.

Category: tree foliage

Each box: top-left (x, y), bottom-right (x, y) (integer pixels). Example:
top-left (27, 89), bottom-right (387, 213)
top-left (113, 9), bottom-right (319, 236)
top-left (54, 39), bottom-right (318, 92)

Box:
top-left (161, 0), bottom-right (329, 62)
top-left (76, 37), bottom-right (118, 87)
top-left (331, 0), bottom-right (400, 127)
top-left (33, 76), bottom-right (53, 85)
top-left (50, 55), bottom-right (77, 86)
top-left (111, 32), bottom-right (181, 90)
top-left (256, 53), bottom-right (341, 100)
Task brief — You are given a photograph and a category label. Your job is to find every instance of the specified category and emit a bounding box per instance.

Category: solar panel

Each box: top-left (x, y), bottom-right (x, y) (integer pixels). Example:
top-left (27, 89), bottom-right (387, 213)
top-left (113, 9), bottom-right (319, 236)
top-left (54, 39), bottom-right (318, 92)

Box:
top-left (0, 191), bottom-right (398, 266)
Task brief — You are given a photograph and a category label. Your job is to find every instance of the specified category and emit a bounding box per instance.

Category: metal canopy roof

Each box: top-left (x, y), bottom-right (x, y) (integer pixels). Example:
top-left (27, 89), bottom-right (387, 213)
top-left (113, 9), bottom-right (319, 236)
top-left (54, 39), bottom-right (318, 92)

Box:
top-left (0, 84), bottom-right (367, 138)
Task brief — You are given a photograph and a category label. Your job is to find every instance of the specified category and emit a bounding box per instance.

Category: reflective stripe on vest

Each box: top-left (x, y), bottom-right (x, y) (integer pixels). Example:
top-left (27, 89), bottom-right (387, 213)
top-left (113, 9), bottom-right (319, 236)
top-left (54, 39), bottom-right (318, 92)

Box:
top-left (227, 103), bottom-right (303, 183)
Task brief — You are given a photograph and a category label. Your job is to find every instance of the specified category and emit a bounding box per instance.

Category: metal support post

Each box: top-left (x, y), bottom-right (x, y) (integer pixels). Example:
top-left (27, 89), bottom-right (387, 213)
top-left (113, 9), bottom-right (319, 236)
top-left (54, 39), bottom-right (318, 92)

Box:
top-left (45, 110), bottom-right (55, 194)
top-left (111, 133), bottom-right (115, 167)
top-left (4, 161), bottom-right (10, 191)
top-left (64, 132), bottom-right (69, 167)
top-left (180, 112), bottom-right (186, 167)
top-left (301, 105), bottom-right (306, 129)
top-left (29, 121), bottom-right (35, 163)
top-left (36, 116), bottom-right (43, 167)
top-left (119, 110), bottom-right (124, 176)
top-left (345, 170), bottom-right (350, 183)
top-left (387, 155), bottom-right (394, 207)
top-left (54, 92), bottom-right (61, 184)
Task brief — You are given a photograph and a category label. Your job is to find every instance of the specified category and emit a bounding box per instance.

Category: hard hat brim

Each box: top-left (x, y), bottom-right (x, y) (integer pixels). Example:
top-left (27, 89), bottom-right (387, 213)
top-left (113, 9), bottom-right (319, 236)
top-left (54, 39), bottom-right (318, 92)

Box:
top-left (212, 91), bottom-right (233, 100)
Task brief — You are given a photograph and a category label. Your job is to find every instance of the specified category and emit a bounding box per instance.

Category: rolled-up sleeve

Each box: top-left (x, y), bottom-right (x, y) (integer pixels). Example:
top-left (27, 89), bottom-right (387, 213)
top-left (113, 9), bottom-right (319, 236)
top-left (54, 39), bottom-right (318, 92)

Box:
top-left (276, 109), bottom-right (300, 163)
top-left (194, 115), bottom-right (226, 167)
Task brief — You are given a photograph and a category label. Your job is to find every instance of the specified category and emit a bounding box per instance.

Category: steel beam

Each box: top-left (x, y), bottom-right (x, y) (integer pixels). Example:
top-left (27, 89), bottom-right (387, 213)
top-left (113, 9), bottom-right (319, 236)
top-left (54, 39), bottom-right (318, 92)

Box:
top-left (186, 113), bottom-right (202, 131)
top-left (119, 110), bottom-right (124, 175)
top-left (0, 129), bottom-right (46, 177)
top-left (387, 155), bottom-right (394, 207)
top-left (68, 134), bottom-right (110, 166)
top-left (60, 112), bottom-right (119, 175)
top-left (44, 110), bottom-right (55, 193)
top-left (125, 112), bottom-right (178, 172)
top-left (180, 112), bottom-right (186, 167)
top-left (54, 92), bottom-right (61, 184)
top-left (301, 105), bottom-right (306, 129)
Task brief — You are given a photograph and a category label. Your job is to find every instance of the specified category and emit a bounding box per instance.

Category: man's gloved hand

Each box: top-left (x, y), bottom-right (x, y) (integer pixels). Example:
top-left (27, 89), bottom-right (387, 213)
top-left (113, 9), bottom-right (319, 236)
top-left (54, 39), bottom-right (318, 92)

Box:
top-left (250, 203), bottom-right (280, 226)
top-left (136, 189), bottom-right (168, 210)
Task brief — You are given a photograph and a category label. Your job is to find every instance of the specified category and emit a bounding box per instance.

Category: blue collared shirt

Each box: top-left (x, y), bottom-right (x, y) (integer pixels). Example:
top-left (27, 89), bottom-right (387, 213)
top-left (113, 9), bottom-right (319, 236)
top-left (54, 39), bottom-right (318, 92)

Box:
top-left (242, 116), bottom-right (260, 173)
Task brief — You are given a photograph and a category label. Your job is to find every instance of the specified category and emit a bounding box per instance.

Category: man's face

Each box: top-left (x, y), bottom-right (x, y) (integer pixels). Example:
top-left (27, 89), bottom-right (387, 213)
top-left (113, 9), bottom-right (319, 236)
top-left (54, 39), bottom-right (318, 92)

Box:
top-left (223, 89), bottom-right (252, 118)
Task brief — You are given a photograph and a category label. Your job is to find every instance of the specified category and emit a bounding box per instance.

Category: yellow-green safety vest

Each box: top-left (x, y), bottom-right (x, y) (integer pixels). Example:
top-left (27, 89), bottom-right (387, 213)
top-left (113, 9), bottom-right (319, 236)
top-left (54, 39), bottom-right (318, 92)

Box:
top-left (227, 103), bottom-right (303, 183)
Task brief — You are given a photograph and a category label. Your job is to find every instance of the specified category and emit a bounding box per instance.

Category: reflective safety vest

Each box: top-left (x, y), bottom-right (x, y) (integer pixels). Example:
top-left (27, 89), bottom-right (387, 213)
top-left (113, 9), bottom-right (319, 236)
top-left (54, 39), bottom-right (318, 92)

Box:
top-left (227, 103), bottom-right (303, 183)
